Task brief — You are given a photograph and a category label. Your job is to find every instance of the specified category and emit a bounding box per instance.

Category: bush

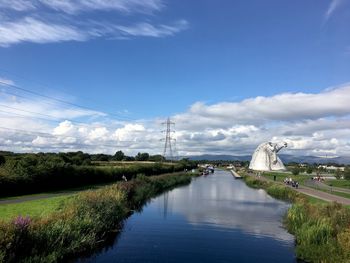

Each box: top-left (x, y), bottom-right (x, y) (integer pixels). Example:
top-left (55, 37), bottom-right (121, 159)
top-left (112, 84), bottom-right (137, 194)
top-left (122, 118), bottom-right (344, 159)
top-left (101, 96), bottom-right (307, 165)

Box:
top-left (0, 154), bottom-right (196, 197)
top-left (292, 167), bottom-right (300, 175)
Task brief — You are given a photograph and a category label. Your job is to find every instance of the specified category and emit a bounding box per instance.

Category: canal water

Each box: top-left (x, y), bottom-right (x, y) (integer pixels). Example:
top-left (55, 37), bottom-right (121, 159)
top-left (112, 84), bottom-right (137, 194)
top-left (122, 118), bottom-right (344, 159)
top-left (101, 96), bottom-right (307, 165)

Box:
top-left (77, 170), bottom-right (296, 263)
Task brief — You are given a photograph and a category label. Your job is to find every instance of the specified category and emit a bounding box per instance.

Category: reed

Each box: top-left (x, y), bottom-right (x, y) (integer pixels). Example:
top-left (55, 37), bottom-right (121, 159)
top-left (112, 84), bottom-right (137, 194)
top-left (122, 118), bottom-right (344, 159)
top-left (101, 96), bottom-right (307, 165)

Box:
top-left (243, 175), bottom-right (350, 263)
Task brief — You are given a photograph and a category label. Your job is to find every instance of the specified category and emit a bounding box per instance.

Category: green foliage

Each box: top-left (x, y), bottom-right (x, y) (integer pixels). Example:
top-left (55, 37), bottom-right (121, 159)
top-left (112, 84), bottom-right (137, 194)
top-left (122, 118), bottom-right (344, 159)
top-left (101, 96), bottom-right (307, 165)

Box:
top-left (0, 155), bottom-right (5, 166)
top-left (0, 172), bottom-right (195, 262)
top-left (306, 167), bottom-right (313, 174)
top-left (148, 155), bottom-right (165, 162)
top-left (113, 151), bottom-right (125, 161)
top-left (344, 168), bottom-right (350, 180)
top-left (0, 152), bottom-right (196, 197)
top-left (135, 152), bottom-right (150, 161)
top-left (335, 169), bottom-right (342, 179)
top-left (292, 167), bottom-right (300, 175)
top-left (244, 175), bottom-right (350, 263)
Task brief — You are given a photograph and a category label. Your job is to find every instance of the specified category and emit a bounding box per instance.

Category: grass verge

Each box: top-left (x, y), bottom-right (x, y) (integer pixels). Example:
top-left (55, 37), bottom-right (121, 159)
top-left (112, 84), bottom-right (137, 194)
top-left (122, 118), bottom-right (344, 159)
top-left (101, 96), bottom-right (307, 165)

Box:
top-left (244, 175), bottom-right (350, 263)
top-left (0, 195), bottom-right (74, 221)
top-left (0, 172), bottom-right (197, 263)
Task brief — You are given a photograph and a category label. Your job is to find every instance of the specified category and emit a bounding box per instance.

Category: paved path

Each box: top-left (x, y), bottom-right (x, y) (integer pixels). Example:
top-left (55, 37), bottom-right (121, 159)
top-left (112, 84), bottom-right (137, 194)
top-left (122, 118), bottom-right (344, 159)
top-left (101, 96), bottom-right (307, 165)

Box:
top-left (247, 173), bottom-right (350, 205)
top-left (296, 185), bottom-right (350, 205)
top-left (0, 191), bottom-right (78, 205)
top-left (0, 182), bottom-right (118, 206)
top-left (305, 179), bottom-right (350, 194)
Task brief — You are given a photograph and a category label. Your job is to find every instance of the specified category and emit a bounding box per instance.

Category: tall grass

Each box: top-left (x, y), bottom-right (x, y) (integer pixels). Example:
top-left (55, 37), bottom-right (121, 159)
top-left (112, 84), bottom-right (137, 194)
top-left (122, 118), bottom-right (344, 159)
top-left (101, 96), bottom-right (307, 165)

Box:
top-left (0, 172), bottom-right (195, 262)
top-left (244, 175), bottom-right (350, 263)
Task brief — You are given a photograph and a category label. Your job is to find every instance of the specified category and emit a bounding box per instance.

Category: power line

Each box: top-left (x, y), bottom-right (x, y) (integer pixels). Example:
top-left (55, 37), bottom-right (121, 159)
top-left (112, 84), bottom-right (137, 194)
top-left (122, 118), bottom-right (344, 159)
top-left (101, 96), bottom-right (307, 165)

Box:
top-left (0, 103), bottom-right (108, 127)
top-left (0, 67), bottom-right (137, 118)
top-left (0, 80), bottom-right (136, 121)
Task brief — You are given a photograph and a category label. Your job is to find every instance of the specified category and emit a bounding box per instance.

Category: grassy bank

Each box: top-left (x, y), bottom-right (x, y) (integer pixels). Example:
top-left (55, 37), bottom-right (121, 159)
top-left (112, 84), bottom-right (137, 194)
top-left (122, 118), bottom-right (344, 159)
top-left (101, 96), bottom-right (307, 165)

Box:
top-left (0, 195), bottom-right (74, 221)
top-left (0, 172), bottom-right (196, 263)
top-left (244, 176), bottom-right (350, 263)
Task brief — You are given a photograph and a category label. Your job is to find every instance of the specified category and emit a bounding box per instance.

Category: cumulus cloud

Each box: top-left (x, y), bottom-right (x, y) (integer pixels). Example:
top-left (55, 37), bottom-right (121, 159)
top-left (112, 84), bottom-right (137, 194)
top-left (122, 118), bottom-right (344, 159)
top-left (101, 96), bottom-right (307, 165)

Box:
top-left (1, 82), bottom-right (350, 157)
top-left (0, 0), bottom-right (188, 46)
top-left (174, 85), bottom-right (350, 130)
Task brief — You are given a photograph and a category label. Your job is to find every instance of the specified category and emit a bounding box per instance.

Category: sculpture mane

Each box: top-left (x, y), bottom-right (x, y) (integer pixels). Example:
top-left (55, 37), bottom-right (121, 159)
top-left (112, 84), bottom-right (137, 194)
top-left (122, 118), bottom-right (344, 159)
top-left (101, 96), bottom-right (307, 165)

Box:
top-left (249, 142), bottom-right (287, 171)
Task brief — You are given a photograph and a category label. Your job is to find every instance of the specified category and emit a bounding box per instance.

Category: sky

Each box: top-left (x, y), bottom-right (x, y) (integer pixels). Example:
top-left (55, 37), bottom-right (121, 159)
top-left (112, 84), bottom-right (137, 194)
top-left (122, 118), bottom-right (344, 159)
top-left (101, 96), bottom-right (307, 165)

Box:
top-left (0, 0), bottom-right (350, 157)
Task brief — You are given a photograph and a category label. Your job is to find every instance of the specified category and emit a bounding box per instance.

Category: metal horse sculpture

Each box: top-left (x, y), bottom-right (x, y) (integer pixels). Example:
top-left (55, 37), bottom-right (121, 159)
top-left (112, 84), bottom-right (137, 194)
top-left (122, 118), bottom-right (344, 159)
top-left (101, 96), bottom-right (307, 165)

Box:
top-left (249, 142), bottom-right (287, 171)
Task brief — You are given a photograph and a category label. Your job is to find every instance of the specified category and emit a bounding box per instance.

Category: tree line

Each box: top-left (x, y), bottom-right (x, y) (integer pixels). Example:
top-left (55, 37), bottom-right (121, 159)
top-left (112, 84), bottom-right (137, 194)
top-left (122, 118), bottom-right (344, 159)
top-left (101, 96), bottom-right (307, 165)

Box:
top-left (0, 151), bottom-right (197, 197)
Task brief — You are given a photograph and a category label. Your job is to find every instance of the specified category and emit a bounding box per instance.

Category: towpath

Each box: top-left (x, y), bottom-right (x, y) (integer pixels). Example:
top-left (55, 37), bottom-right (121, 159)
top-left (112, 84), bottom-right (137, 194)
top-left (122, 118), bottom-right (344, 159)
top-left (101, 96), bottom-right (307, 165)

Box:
top-left (246, 173), bottom-right (350, 205)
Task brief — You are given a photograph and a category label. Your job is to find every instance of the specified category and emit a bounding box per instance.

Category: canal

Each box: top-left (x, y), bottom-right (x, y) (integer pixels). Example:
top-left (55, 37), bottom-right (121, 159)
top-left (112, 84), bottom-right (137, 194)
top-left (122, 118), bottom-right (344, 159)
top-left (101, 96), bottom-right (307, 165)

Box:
top-left (77, 170), bottom-right (296, 262)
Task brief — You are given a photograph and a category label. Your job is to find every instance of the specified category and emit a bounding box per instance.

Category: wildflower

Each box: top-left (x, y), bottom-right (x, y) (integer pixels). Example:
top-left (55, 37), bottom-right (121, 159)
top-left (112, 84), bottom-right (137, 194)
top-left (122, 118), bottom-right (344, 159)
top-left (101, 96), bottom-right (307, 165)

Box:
top-left (13, 215), bottom-right (31, 231)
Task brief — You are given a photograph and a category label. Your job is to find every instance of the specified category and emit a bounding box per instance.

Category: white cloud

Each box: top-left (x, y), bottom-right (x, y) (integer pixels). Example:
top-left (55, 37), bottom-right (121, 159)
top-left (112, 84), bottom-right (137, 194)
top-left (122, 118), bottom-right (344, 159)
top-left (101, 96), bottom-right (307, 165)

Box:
top-left (0, 0), bottom-right (36, 11)
top-left (116, 20), bottom-right (189, 38)
top-left (0, 77), bottom-right (15, 86)
top-left (325, 0), bottom-right (344, 20)
top-left (89, 127), bottom-right (109, 140)
top-left (0, 17), bottom-right (86, 47)
top-left (0, 0), bottom-right (188, 46)
top-left (0, 0), bottom-right (163, 14)
top-left (114, 123), bottom-right (145, 141)
top-left (39, 0), bottom-right (163, 14)
top-left (1, 83), bottom-right (350, 158)
top-left (174, 85), bottom-right (350, 130)
top-left (53, 120), bottom-right (75, 135)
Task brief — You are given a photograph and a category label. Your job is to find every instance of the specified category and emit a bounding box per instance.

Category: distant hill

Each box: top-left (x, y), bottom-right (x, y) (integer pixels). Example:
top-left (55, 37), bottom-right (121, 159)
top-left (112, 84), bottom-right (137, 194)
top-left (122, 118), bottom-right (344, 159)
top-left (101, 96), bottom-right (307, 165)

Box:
top-left (183, 154), bottom-right (350, 165)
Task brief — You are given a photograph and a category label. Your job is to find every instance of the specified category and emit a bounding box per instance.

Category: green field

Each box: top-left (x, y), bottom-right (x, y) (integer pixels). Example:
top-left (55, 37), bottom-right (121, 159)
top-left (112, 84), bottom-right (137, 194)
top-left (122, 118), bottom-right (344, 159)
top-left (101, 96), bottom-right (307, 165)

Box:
top-left (324, 179), bottom-right (350, 189)
top-left (0, 195), bottom-right (73, 221)
top-left (262, 171), bottom-right (311, 184)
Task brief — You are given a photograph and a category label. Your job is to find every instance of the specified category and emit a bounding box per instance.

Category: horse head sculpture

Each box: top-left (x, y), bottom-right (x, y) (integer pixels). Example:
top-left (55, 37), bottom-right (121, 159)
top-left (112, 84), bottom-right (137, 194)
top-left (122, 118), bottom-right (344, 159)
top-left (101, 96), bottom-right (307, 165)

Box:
top-left (249, 141), bottom-right (287, 171)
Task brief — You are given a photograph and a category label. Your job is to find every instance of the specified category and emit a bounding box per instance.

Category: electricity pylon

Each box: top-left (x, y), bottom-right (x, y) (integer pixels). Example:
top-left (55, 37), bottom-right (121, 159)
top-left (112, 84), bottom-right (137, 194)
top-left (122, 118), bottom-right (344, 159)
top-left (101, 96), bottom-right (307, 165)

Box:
top-left (161, 117), bottom-right (176, 161)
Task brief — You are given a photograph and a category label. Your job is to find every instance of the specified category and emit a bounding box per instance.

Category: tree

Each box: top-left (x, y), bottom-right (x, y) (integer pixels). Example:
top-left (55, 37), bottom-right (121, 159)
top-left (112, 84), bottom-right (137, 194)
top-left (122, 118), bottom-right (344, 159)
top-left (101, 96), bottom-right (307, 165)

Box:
top-left (149, 154), bottom-right (165, 162)
top-left (0, 155), bottom-right (5, 166)
top-left (135, 152), bottom-right (149, 161)
top-left (306, 167), bottom-right (313, 174)
top-left (335, 168), bottom-right (342, 179)
top-left (292, 167), bottom-right (300, 176)
top-left (344, 168), bottom-right (350, 180)
top-left (114, 151), bottom-right (125, 161)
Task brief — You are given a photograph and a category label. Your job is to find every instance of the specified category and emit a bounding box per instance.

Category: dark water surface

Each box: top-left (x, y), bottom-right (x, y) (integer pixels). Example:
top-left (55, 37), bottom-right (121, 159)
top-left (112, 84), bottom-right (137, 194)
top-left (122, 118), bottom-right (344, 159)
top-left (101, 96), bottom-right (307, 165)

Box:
top-left (77, 170), bottom-right (296, 263)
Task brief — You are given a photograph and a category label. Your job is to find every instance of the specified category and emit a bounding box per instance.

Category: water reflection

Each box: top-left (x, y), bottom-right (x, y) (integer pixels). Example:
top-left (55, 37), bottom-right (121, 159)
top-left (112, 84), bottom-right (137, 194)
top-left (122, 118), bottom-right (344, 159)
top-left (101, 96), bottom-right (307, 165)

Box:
top-left (161, 171), bottom-right (293, 241)
top-left (77, 170), bottom-right (295, 263)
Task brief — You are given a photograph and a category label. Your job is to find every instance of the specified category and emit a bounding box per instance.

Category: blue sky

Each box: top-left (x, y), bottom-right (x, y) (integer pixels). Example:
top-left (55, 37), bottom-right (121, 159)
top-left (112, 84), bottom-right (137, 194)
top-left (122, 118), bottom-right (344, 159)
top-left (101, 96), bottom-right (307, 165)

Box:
top-left (0, 0), bottom-right (350, 157)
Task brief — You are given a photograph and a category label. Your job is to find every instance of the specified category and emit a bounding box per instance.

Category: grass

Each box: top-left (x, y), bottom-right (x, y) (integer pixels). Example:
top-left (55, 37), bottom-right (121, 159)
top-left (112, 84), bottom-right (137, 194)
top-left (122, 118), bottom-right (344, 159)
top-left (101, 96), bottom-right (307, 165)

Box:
top-left (305, 195), bottom-right (328, 205)
top-left (0, 172), bottom-right (197, 263)
top-left (263, 171), bottom-right (311, 184)
top-left (0, 181), bottom-right (115, 202)
top-left (324, 179), bottom-right (350, 189)
top-left (0, 195), bottom-right (74, 221)
top-left (243, 175), bottom-right (350, 263)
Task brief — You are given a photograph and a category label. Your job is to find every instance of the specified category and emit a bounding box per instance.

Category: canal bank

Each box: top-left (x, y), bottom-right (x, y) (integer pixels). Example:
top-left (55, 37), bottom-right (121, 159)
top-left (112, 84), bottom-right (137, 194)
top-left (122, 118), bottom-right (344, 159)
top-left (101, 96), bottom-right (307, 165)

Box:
top-left (243, 175), bottom-right (350, 263)
top-left (77, 170), bottom-right (296, 263)
top-left (0, 172), bottom-right (196, 263)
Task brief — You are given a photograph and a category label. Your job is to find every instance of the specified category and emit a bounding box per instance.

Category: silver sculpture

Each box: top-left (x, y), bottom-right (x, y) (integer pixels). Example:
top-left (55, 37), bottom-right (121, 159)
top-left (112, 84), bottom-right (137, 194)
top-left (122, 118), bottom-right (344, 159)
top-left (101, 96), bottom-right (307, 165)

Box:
top-left (249, 142), bottom-right (287, 171)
